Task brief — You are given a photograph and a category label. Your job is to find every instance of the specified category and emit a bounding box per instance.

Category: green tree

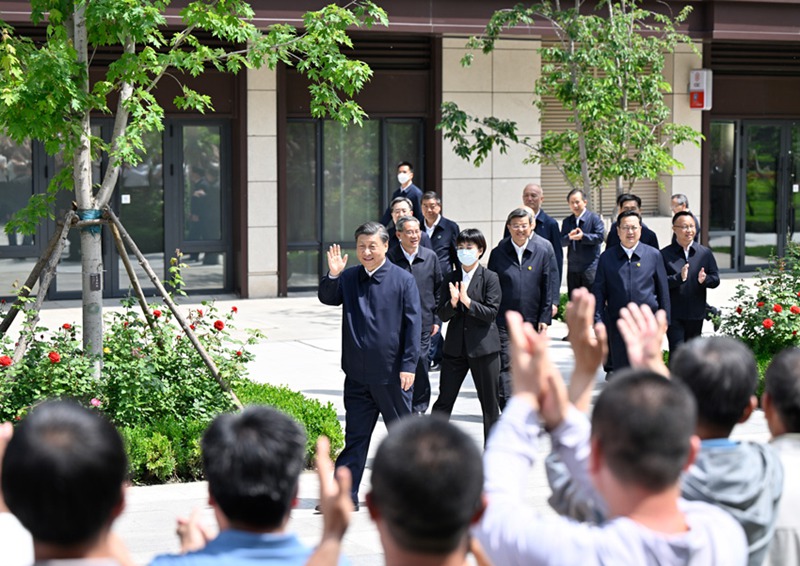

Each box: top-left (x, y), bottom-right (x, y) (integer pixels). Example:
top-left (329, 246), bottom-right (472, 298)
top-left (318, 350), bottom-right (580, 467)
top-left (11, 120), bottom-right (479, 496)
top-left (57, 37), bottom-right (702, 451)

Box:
top-left (439, 0), bottom-right (702, 212)
top-left (0, 0), bottom-right (387, 364)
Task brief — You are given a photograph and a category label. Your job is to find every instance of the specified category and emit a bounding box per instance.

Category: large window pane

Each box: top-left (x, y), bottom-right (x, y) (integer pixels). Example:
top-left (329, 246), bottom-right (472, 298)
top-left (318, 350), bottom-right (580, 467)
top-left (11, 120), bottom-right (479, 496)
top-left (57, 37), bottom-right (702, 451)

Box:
top-left (323, 121), bottom-right (381, 243)
top-left (743, 124), bottom-right (780, 268)
top-left (709, 121), bottom-right (737, 232)
top-left (287, 122), bottom-right (318, 244)
top-left (0, 137), bottom-right (34, 248)
top-left (184, 126), bottom-right (222, 242)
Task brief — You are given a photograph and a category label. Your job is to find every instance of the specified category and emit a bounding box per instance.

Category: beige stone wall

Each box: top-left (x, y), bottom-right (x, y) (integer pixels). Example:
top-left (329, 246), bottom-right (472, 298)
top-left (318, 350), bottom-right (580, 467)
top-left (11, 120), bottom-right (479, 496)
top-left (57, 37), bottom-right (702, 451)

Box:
top-left (660, 42), bottom-right (704, 224)
top-left (441, 37), bottom-right (541, 253)
top-left (246, 67), bottom-right (279, 297)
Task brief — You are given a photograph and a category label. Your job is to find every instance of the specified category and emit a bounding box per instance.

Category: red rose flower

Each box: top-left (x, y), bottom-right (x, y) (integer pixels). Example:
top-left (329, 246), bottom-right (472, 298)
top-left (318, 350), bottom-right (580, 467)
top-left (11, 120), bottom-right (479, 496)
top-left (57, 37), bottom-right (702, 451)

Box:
top-left (774, 304), bottom-right (783, 313)
top-left (190, 324), bottom-right (196, 331)
top-left (794, 331), bottom-right (798, 336)
top-left (236, 350), bottom-right (243, 357)
top-left (231, 306), bottom-right (238, 313)
top-left (214, 320), bottom-right (225, 331)
top-left (62, 323), bottom-right (71, 330)
top-left (0, 355), bottom-right (11, 366)
top-left (153, 309), bottom-right (162, 318)
top-left (763, 319), bottom-right (775, 330)
top-left (123, 321), bottom-right (129, 327)
top-left (48, 351), bottom-right (61, 363)
top-left (757, 301), bottom-right (765, 308)
top-left (792, 306), bottom-right (800, 315)
top-left (197, 309), bottom-right (203, 317)
top-left (736, 306), bottom-right (742, 314)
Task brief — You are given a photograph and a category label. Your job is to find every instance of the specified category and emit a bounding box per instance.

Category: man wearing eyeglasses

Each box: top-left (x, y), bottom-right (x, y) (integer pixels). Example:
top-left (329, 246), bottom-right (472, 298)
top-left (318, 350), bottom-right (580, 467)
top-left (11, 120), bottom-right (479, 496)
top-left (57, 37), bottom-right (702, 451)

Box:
top-left (593, 210), bottom-right (670, 373)
top-left (661, 211), bottom-right (720, 353)
top-left (488, 207), bottom-right (559, 408)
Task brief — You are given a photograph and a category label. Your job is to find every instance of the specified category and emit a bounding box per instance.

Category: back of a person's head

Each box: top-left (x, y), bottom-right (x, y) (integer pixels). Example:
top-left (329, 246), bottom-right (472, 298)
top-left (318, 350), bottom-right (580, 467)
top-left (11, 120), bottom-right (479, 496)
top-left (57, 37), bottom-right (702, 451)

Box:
top-left (202, 405), bottom-right (306, 530)
top-left (592, 370), bottom-right (696, 491)
top-left (1, 400), bottom-right (127, 546)
top-left (765, 347), bottom-right (800, 433)
top-left (369, 416), bottom-right (483, 554)
top-left (669, 336), bottom-right (757, 435)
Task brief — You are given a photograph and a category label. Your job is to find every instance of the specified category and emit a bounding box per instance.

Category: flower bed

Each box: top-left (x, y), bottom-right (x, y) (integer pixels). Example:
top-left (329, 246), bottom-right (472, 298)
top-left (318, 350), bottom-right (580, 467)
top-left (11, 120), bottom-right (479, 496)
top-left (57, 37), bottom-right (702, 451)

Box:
top-left (0, 297), bottom-right (343, 484)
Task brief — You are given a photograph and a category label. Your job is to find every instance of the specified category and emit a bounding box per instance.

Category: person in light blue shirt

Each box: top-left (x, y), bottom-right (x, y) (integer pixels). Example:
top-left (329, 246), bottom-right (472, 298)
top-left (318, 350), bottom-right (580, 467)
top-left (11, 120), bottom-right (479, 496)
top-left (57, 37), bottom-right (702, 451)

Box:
top-left (150, 406), bottom-right (347, 566)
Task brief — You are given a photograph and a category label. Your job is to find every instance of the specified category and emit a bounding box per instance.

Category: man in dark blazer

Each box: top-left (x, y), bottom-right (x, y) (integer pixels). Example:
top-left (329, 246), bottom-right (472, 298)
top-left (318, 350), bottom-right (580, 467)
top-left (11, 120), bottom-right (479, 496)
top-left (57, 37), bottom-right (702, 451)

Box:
top-left (421, 191), bottom-right (460, 370)
top-left (421, 191), bottom-right (460, 275)
top-left (318, 221), bottom-right (421, 508)
top-left (593, 210), bottom-right (670, 372)
top-left (387, 216), bottom-right (443, 415)
top-left (503, 184), bottom-right (564, 290)
top-left (488, 207), bottom-right (558, 409)
top-left (670, 193), bottom-right (700, 244)
top-left (386, 196), bottom-right (433, 252)
top-left (661, 211), bottom-right (720, 353)
top-left (560, 189), bottom-right (605, 296)
top-left (606, 193), bottom-right (660, 249)
top-left (379, 161), bottom-right (424, 226)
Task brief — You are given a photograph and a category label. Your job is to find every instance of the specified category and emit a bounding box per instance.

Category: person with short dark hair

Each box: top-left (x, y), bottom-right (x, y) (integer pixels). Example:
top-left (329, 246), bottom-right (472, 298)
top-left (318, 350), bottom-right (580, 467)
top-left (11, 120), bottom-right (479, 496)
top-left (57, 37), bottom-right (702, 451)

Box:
top-left (660, 211), bottom-right (720, 352)
top-left (488, 207), bottom-right (558, 409)
top-left (560, 189), bottom-right (605, 297)
top-left (151, 406), bottom-right (339, 566)
top-left (671, 337), bottom-right (784, 566)
top-left (2, 400), bottom-right (132, 565)
top-left (670, 193), bottom-right (700, 243)
top-left (593, 210), bottom-right (670, 371)
top-left (387, 215), bottom-right (443, 415)
top-left (763, 347), bottom-right (800, 566)
top-left (420, 191), bottom-right (460, 371)
top-left (431, 228), bottom-right (502, 441)
top-left (605, 193), bottom-right (659, 249)
top-left (367, 416), bottom-right (485, 564)
top-left (379, 161), bottom-right (424, 226)
top-left (473, 309), bottom-right (747, 565)
top-left (319, 221), bottom-right (422, 509)
top-left (386, 197), bottom-right (433, 252)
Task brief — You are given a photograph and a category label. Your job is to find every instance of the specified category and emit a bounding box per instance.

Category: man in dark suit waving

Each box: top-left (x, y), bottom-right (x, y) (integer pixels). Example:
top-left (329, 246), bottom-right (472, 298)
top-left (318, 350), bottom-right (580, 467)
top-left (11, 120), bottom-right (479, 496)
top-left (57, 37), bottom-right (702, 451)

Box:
top-left (560, 189), bottom-right (605, 296)
top-left (387, 216), bottom-right (443, 415)
top-left (318, 221), bottom-right (421, 509)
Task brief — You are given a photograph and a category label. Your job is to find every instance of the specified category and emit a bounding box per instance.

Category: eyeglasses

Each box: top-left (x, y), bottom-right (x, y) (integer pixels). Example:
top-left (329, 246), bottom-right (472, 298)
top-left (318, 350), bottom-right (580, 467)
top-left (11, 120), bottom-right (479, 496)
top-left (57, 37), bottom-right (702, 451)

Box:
top-left (619, 225), bottom-right (640, 232)
top-left (673, 225), bottom-right (696, 232)
top-left (509, 224), bottom-right (530, 231)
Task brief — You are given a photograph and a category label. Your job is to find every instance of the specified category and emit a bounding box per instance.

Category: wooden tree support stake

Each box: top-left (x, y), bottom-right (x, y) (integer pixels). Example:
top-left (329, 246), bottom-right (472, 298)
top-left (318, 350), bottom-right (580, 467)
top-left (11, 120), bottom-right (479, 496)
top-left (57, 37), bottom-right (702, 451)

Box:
top-left (108, 220), bottom-right (163, 348)
top-left (10, 210), bottom-right (75, 368)
top-left (104, 207), bottom-right (242, 409)
top-left (0, 211), bottom-right (76, 337)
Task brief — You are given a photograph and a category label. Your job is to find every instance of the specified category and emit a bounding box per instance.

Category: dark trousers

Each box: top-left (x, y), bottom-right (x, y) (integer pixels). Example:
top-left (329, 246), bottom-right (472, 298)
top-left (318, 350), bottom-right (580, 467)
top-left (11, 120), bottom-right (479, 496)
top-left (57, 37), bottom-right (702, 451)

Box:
top-left (497, 325), bottom-right (513, 410)
top-left (431, 351), bottom-right (500, 442)
top-left (607, 321), bottom-right (630, 372)
top-left (412, 331), bottom-right (431, 413)
top-left (335, 376), bottom-right (413, 504)
top-left (566, 268), bottom-right (596, 297)
top-left (428, 331), bottom-right (444, 365)
top-left (667, 319), bottom-right (704, 355)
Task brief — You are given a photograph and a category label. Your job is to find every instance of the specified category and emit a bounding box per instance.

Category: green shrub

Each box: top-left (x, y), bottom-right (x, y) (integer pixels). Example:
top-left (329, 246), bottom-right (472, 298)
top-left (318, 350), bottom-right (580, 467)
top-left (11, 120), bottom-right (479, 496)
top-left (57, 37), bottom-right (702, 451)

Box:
top-left (235, 380), bottom-right (344, 465)
top-left (553, 292), bottom-right (569, 322)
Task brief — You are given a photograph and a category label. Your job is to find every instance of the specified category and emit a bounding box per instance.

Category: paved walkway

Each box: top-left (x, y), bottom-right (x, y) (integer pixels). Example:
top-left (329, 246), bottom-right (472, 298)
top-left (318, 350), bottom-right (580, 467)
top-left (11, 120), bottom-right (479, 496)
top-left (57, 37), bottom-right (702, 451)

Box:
top-left (16, 273), bottom-right (766, 565)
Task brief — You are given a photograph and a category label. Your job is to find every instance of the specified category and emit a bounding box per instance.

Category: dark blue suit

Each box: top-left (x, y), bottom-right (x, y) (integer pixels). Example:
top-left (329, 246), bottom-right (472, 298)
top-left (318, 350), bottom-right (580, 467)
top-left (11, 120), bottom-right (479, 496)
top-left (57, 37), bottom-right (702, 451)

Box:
top-left (661, 241), bottom-right (720, 352)
top-left (424, 215), bottom-right (461, 366)
top-left (387, 245), bottom-right (442, 413)
top-left (425, 215), bottom-right (461, 274)
top-left (318, 261), bottom-right (421, 504)
top-left (593, 243), bottom-right (670, 370)
top-left (504, 210), bottom-right (563, 283)
top-left (488, 235), bottom-right (558, 408)
top-left (607, 221), bottom-right (659, 249)
top-left (560, 210), bottom-right (605, 293)
top-left (380, 183), bottom-right (424, 226)
top-left (388, 227), bottom-right (433, 252)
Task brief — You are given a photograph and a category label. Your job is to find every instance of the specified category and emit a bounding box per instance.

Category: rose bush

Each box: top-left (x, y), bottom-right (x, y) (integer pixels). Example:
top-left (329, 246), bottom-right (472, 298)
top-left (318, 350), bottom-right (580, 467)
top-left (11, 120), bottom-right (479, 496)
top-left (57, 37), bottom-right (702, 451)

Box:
top-left (721, 243), bottom-right (800, 391)
top-left (0, 296), bottom-right (344, 483)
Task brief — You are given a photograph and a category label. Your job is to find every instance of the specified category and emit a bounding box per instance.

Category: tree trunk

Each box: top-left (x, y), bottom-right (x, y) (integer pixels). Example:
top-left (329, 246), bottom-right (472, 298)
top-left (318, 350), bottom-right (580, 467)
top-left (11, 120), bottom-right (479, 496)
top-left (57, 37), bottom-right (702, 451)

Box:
top-left (71, 4), bottom-right (103, 371)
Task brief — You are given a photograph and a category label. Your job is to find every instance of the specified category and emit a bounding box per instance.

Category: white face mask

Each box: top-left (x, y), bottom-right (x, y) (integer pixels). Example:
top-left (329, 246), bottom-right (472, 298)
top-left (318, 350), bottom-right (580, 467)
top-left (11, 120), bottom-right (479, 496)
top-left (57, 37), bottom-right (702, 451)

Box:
top-left (457, 248), bottom-right (479, 266)
top-left (397, 172), bottom-right (410, 185)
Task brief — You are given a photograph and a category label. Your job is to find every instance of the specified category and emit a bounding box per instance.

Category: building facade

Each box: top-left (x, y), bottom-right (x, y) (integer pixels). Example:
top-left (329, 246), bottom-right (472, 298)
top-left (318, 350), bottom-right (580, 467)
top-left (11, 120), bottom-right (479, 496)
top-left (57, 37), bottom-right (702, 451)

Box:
top-left (0, 1), bottom-right (795, 299)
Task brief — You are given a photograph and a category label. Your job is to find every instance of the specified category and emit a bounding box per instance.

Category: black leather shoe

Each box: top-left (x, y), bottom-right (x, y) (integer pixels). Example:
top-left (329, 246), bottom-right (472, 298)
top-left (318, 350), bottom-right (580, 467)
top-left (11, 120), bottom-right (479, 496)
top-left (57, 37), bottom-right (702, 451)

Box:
top-left (429, 363), bottom-right (441, 372)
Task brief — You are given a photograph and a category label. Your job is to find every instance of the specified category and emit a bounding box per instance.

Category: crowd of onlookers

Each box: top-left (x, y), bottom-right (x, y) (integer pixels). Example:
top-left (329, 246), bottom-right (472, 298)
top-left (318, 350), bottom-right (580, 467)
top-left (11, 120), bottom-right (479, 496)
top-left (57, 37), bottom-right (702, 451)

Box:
top-left (1, 164), bottom-right (798, 565)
